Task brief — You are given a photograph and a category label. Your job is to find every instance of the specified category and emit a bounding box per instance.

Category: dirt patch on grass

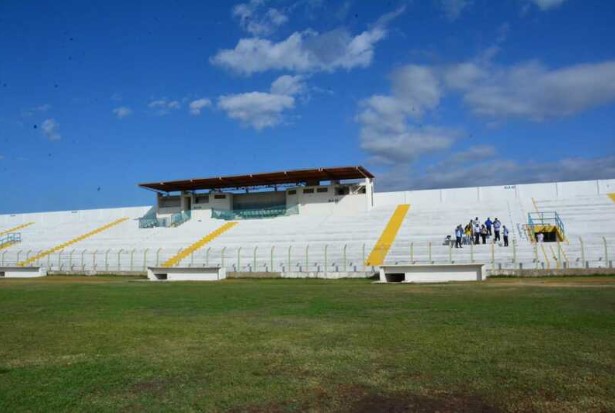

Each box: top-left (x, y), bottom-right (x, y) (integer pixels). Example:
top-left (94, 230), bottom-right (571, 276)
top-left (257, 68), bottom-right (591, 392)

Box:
top-left (347, 391), bottom-right (499, 413)
top-left (129, 379), bottom-right (166, 395)
top-left (230, 384), bottom-right (499, 413)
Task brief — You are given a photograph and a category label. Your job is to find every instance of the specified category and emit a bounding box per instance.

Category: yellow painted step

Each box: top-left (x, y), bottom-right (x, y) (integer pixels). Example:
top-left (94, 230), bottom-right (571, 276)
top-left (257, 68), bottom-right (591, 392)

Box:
top-left (162, 222), bottom-right (238, 268)
top-left (0, 241), bottom-right (18, 251)
top-left (608, 193), bottom-right (615, 203)
top-left (0, 222), bottom-right (34, 237)
top-left (366, 204), bottom-right (410, 266)
top-left (18, 218), bottom-right (129, 267)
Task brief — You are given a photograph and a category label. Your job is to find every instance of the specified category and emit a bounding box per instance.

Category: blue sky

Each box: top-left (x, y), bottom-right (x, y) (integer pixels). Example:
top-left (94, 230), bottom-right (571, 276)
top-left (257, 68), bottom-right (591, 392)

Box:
top-left (1, 0), bottom-right (614, 213)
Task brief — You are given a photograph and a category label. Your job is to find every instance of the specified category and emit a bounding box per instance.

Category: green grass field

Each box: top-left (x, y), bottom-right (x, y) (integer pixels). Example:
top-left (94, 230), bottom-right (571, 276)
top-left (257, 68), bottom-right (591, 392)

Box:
top-left (0, 276), bottom-right (613, 412)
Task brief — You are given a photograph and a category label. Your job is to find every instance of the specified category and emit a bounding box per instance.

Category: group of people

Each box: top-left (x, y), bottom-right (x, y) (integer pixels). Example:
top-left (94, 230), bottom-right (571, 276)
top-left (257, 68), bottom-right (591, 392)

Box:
top-left (453, 217), bottom-right (509, 248)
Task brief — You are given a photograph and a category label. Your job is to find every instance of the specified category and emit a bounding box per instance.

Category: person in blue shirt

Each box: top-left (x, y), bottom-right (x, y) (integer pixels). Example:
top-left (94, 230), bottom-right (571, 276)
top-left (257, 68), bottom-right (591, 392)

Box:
top-left (485, 217), bottom-right (493, 236)
top-left (455, 225), bottom-right (463, 248)
top-left (493, 218), bottom-right (501, 242)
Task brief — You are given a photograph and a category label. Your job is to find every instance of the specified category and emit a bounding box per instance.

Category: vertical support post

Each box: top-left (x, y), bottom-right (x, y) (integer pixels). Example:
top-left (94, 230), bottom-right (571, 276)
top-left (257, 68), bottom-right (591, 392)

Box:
top-left (81, 249), bottom-right (87, 271)
top-left (93, 250), bottom-right (97, 271)
top-left (534, 244), bottom-right (539, 269)
top-left (155, 248), bottom-right (161, 267)
top-left (1, 250), bottom-right (6, 265)
top-left (448, 242), bottom-right (452, 263)
top-left (579, 237), bottom-right (585, 268)
top-left (362, 243), bottom-right (366, 271)
top-left (557, 241), bottom-right (562, 269)
top-left (603, 236), bottom-right (608, 265)
top-left (410, 242), bottom-right (414, 263)
top-left (206, 247), bottom-right (211, 266)
top-left (270, 246), bottom-right (274, 273)
top-left (105, 249), bottom-right (111, 272)
top-left (190, 248), bottom-right (194, 267)
top-left (324, 244), bottom-right (328, 276)
top-left (512, 239), bottom-right (517, 264)
top-left (288, 245), bottom-right (292, 273)
top-left (237, 247), bottom-right (242, 271)
top-left (16, 250), bottom-right (22, 265)
top-left (343, 244), bottom-right (347, 273)
top-left (305, 245), bottom-right (309, 273)
top-left (69, 249), bottom-right (75, 270)
top-left (428, 241), bottom-right (432, 264)
top-left (117, 249), bottom-right (124, 272)
top-left (130, 249), bottom-right (135, 272)
top-left (491, 242), bottom-right (495, 271)
top-left (253, 246), bottom-right (258, 272)
top-left (143, 249), bottom-right (149, 271)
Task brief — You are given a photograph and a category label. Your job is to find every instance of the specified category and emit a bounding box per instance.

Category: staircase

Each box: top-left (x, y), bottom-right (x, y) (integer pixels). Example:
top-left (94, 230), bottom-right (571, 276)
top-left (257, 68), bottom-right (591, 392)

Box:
top-left (0, 233), bottom-right (22, 250)
top-left (18, 218), bottom-right (129, 267)
top-left (162, 221), bottom-right (238, 268)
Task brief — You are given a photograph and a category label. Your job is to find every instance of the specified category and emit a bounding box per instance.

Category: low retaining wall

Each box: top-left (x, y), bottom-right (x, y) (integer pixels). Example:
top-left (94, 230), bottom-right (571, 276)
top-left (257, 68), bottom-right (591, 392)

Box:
top-left (147, 266), bottom-right (226, 281)
top-left (0, 266), bottom-right (47, 278)
top-left (379, 264), bottom-right (486, 283)
top-left (488, 268), bottom-right (615, 277)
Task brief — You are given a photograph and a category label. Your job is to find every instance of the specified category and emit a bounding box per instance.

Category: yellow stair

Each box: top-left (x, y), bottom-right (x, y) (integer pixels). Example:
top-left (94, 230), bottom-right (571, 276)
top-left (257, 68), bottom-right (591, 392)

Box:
top-left (18, 218), bottom-right (129, 267)
top-left (0, 222), bottom-right (34, 237)
top-left (162, 222), bottom-right (238, 268)
top-left (608, 193), bottom-right (615, 203)
top-left (366, 204), bottom-right (410, 266)
top-left (0, 241), bottom-right (18, 251)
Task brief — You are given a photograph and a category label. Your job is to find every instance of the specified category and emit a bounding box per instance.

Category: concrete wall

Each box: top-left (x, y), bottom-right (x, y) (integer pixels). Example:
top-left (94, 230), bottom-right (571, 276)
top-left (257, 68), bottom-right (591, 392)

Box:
top-left (375, 178), bottom-right (615, 207)
top-left (233, 191), bottom-right (285, 209)
top-left (288, 183), bottom-right (369, 215)
top-left (0, 206), bottom-right (148, 226)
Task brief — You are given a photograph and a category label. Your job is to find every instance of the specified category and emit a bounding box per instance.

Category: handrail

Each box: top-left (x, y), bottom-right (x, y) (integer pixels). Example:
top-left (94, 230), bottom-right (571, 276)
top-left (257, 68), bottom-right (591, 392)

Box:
top-left (211, 205), bottom-right (299, 220)
top-left (139, 210), bottom-right (191, 228)
top-left (527, 211), bottom-right (565, 239)
top-left (0, 232), bottom-right (21, 246)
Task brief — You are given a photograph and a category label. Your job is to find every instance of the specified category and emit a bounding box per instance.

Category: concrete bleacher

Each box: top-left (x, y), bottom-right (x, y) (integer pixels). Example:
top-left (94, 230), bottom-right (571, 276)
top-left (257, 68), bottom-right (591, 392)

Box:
top-left (0, 179), bottom-right (613, 276)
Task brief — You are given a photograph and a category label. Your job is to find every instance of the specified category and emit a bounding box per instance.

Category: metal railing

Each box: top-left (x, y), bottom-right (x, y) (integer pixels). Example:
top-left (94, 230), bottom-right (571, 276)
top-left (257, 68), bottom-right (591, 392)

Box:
top-left (0, 232), bottom-right (21, 247)
top-left (139, 210), bottom-right (191, 228)
top-left (2, 236), bottom-right (613, 275)
top-left (528, 211), bottom-right (565, 238)
top-left (211, 205), bottom-right (299, 220)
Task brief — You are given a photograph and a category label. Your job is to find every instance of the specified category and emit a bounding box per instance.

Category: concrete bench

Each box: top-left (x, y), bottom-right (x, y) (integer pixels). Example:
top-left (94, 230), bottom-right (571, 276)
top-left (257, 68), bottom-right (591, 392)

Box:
top-left (147, 266), bottom-right (226, 281)
top-left (0, 266), bottom-right (47, 278)
top-left (379, 263), bottom-right (485, 283)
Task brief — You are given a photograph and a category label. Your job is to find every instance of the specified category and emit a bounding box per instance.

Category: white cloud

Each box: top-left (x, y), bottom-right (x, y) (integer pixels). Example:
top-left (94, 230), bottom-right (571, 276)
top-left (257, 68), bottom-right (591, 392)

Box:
top-left (356, 63), bottom-right (455, 166)
top-left (189, 98), bottom-right (212, 116)
top-left (21, 104), bottom-right (51, 118)
top-left (211, 7), bottom-right (404, 75)
top-left (391, 65), bottom-right (442, 117)
top-left (439, 0), bottom-right (471, 20)
top-left (445, 60), bottom-right (615, 120)
top-left (449, 145), bottom-right (497, 164)
top-left (529, 0), bottom-right (567, 11)
top-left (233, 0), bottom-right (288, 37)
top-left (218, 92), bottom-right (294, 130)
top-left (148, 99), bottom-right (181, 115)
top-left (112, 106), bottom-right (132, 119)
top-left (270, 75), bottom-right (306, 96)
top-left (41, 118), bottom-right (61, 141)
top-left (217, 75), bottom-right (308, 129)
top-left (412, 155), bottom-right (615, 190)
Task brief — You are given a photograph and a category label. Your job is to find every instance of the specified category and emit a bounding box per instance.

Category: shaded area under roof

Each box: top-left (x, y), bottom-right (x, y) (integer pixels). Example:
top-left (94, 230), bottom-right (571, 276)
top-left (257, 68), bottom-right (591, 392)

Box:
top-left (139, 166), bottom-right (375, 192)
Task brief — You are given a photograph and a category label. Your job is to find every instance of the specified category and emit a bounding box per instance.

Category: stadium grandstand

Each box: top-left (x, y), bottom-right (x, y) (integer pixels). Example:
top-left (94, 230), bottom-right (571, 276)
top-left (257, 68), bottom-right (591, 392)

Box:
top-left (0, 166), bottom-right (614, 279)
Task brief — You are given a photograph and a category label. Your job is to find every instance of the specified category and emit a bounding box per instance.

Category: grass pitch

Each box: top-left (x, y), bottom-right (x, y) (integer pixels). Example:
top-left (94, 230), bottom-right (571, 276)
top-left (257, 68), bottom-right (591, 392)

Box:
top-left (0, 276), bottom-right (613, 412)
